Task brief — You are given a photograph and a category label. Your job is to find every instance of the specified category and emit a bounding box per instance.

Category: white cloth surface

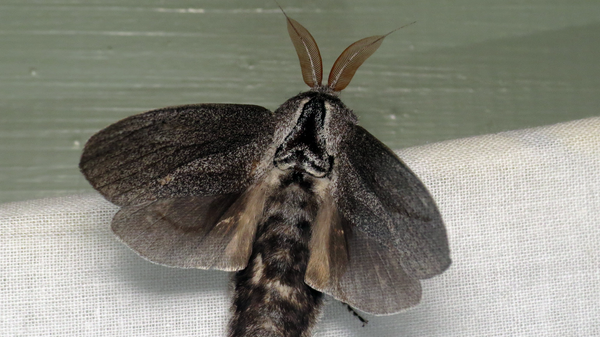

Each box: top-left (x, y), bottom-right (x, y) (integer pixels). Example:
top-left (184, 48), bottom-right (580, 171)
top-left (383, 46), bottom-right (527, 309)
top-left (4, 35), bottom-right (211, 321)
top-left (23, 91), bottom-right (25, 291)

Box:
top-left (1, 117), bottom-right (599, 336)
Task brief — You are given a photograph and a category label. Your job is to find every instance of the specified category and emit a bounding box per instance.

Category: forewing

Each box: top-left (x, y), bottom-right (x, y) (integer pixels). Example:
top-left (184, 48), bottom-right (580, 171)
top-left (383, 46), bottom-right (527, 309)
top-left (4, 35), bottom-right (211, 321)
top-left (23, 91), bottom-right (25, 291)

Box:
top-left (335, 125), bottom-right (451, 279)
top-left (80, 104), bottom-right (274, 206)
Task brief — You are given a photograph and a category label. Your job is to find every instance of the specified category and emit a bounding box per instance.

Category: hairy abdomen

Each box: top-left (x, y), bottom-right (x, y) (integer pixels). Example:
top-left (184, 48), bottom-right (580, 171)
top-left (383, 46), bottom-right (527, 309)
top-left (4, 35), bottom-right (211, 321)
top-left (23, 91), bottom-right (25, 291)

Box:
top-left (229, 173), bottom-right (322, 337)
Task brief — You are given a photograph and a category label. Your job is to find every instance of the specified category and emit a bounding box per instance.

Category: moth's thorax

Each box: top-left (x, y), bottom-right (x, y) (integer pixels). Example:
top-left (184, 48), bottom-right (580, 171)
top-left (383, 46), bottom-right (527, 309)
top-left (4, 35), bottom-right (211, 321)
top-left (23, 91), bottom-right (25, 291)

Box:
top-left (273, 91), bottom-right (357, 179)
top-left (263, 168), bottom-right (332, 204)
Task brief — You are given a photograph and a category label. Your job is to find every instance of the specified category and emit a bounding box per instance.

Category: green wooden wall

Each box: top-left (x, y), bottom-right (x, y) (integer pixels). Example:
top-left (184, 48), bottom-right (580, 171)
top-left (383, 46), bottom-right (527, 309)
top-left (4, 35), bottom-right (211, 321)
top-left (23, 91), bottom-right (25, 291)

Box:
top-left (1, 0), bottom-right (599, 203)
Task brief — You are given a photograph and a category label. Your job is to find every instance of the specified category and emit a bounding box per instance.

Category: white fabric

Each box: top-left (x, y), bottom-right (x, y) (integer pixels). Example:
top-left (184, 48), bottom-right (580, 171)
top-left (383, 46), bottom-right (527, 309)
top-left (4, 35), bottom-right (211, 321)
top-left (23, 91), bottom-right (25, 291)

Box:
top-left (1, 117), bottom-right (599, 336)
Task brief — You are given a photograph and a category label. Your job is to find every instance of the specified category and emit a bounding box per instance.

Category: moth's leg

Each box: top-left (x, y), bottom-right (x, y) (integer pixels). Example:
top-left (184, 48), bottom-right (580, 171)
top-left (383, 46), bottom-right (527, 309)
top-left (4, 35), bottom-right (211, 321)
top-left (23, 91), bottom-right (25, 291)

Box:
top-left (344, 303), bottom-right (368, 327)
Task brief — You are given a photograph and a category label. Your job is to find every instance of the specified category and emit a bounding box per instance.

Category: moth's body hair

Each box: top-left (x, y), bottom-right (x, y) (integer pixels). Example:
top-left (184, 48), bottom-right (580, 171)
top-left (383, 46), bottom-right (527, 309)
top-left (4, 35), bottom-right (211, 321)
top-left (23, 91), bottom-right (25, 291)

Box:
top-left (230, 170), bottom-right (326, 337)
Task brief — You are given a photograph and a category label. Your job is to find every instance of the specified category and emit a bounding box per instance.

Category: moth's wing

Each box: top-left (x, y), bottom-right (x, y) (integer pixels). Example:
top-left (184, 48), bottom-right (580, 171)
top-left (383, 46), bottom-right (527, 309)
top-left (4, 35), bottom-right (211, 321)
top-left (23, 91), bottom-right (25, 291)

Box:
top-left (112, 180), bottom-right (270, 270)
top-left (80, 104), bottom-right (274, 270)
top-left (305, 125), bottom-right (450, 315)
top-left (112, 196), bottom-right (238, 270)
top-left (80, 104), bottom-right (274, 206)
top-left (337, 125), bottom-right (451, 279)
top-left (306, 205), bottom-right (422, 314)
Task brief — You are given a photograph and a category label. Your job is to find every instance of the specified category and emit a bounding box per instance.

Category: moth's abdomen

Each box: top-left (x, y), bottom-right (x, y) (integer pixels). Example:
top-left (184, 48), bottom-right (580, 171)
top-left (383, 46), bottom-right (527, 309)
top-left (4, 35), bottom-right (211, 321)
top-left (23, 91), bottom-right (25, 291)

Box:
top-left (229, 172), bottom-right (323, 337)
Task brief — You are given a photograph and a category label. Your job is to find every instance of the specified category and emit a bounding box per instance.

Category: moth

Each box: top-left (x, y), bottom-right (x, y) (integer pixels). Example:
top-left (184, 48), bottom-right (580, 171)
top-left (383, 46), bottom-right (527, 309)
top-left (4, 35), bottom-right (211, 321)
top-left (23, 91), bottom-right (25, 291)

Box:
top-left (80, 10), bottom-right (450, 337)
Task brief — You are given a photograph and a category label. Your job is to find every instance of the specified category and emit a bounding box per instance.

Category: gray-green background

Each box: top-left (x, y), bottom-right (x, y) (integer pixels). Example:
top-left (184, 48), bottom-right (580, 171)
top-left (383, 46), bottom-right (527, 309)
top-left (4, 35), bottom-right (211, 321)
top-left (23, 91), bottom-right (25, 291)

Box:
top-left (1, 0), bottom-right (599, 203)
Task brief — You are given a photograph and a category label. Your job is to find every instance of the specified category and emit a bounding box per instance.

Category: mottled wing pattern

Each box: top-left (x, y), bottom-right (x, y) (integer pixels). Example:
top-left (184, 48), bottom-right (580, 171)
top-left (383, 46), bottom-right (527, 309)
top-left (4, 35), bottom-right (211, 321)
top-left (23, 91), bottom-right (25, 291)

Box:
top-left (112, 186), bottom-right (268, 271)
top-left (112, 195), bottom-right (238, 270)
top-left (334, 225), bottom-right (422, 314)
top-left (80, 104), bottom-right (275, 270)
top-left (306, 124), bottom-right (450, 314)
top-left (80, 104), bottom-right (274, 206)
top-left (306, 211), bottom-right (422, 315)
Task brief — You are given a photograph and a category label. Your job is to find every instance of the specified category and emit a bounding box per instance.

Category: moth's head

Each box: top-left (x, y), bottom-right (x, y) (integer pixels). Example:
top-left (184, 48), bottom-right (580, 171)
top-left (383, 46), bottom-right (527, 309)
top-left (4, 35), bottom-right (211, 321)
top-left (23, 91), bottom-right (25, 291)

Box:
top-left (274, 88), bottom-right (355, 122)
top-left (281, 8), bottom-right (413, 95)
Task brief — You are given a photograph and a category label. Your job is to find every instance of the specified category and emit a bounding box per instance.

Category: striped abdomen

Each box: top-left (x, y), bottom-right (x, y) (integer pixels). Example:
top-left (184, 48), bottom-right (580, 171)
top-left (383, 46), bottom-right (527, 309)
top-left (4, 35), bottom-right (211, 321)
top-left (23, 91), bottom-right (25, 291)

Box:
top-left (229, 172), bottom-right (323, 337)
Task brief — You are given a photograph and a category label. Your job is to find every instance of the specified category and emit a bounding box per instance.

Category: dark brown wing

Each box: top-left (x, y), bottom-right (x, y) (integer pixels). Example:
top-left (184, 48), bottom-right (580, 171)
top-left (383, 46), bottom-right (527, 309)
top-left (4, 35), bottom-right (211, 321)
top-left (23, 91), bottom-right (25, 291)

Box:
top-left (336, 125), bottom-right (450, 279)
top-left (80, 104), bottom-right (274, 206)
top-left (305, 202), bottom-right (422, 314)
top-left (305, 124), bottom-right (450, 314)
top-left (111, 175), bottom-right (273, 270)
top-left (81, 104), bottom-right (275, 270)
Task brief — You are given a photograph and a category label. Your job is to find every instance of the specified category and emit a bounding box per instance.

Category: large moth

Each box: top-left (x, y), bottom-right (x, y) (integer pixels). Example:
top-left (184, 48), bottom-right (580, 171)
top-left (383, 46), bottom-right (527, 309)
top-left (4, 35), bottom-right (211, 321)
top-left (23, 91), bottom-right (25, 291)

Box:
top-left (80, 10), bottom-right (450, 337)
